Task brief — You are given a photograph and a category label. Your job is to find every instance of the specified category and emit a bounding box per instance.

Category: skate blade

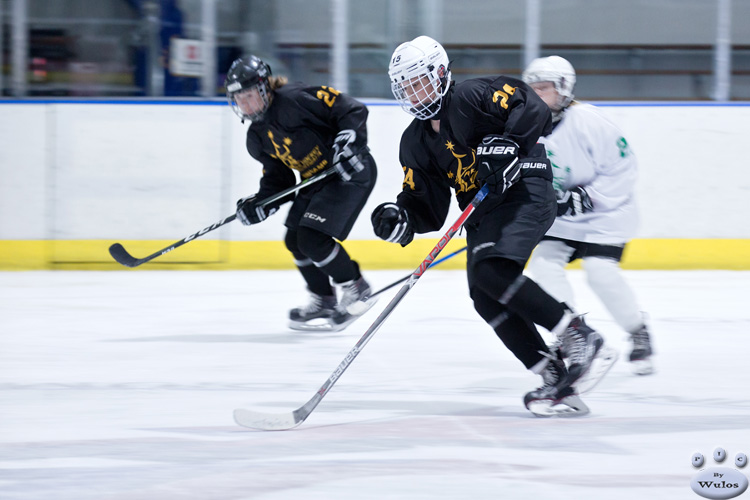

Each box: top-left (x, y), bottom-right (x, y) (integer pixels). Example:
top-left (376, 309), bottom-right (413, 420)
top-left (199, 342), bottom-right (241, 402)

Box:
top-left (630, 358), bottom-right (654, 376)
top-left (576, 345), bottom-right (618, 393)
top-left (288, 319), bottom-right (339, 332)
top-left (328, 315), bottom-right (358, 332)
top-left (527, 395), bottom-right (590, 418)
top-left (288, 312), bottom-right (363, 332)
top-left (345, 296), bottom-right (378, 316)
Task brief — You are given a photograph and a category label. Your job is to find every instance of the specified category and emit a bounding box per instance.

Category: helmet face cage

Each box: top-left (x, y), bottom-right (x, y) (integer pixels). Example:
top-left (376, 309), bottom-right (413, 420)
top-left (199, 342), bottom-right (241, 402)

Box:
top-left (228, 81), bottom-right (270, 122)
top-left (522, 56), bottom-right (576, 110)
top-left (389, 36), bottom-right (451, 120)
top-left (225, 56), bottom-right (272, 122)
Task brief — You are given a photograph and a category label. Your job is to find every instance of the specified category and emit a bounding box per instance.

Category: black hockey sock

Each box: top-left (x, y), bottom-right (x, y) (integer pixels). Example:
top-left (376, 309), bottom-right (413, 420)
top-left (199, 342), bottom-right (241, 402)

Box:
top-left (471, 288), bottom-right (549, 369)
top-left (286, 227), bottom-right (359, 288)
top-left (317, 244), bottom-right (359, 284)
top-left (474, 258), bottom-right (568, 332)
top-left (296, 259), bottom-right (335, 297)
top-left (286, 229), bottom-right (336, 296)
top-left (500, 276), bottom-right (569, 331)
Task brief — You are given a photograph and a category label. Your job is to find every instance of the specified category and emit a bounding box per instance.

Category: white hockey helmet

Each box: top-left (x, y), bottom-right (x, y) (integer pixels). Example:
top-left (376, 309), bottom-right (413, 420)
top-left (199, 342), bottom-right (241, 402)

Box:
top-left (522, 55), bottom-right (576, 109)
top-left (389, 35), bottom-right (452, 120)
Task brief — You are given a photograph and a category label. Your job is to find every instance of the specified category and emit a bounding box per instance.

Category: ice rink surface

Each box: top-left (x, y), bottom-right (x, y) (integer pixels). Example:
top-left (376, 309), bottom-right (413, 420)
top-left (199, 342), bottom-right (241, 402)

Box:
top-left (2, 269), bottom-right (749, 499)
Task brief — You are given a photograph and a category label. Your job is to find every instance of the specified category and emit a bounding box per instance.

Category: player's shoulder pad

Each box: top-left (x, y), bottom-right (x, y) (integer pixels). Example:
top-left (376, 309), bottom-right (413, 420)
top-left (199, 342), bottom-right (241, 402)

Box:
top-left (487, 75), bottom-right (529, 103)
top-left (566, 102), bottom-right (622, 131)
top-left (488, 74), bottom-right (526, 91)
top-left (451, 77), bottom-right (490, 103)
top-left (566, 101), bottom-right (601, 117)
top-left (282, 84), bottom-right (311, 99)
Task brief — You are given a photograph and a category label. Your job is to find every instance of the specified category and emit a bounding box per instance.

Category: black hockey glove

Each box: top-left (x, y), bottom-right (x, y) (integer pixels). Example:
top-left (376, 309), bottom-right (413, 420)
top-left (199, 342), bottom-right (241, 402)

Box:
top-left (556, 186), bottom-right (593, 216)
top-left (371, 203), bottom-right (414, 246)
top-left (236, 194), bottom-right (277, 225)
top-left (475, 135), bottom-right (521, 194)
top-left (332, 129), bottom-right (365, 181)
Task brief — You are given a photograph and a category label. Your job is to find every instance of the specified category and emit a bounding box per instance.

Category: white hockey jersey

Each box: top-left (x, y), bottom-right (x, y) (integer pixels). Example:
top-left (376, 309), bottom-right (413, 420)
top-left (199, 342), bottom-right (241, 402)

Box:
top-left (539, 102), bottom-right (639, 244)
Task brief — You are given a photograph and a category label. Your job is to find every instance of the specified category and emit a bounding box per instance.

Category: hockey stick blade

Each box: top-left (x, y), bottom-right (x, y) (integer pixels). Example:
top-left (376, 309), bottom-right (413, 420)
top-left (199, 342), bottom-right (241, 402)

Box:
top-left (108, 214), bottom-right (236, 268)
top-left (233, 185), bottom-right (489, 430)
top-left (108, 243), bottom-right (140, 267)
top-left (233, 409), bottom-right (301, 431)
top-left (108, 168), bottom-right (336, 268)
top-left (235, 391), bottom-right (324, 431)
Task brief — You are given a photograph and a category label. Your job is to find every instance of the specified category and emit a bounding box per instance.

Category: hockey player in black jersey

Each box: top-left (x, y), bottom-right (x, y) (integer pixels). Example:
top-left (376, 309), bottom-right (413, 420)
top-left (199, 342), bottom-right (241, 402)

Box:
top-left (372, 36), bottom-right (613, 416)
top-left (225, 55), bottom-right (378, 332)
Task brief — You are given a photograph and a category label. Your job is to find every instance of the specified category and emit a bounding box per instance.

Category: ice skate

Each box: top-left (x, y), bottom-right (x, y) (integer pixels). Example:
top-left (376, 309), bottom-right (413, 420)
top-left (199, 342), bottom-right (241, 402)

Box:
top-left (548, 334), bottom-right (617, 394)
top-left (337, 275), bottom-right (378, 316)
top-left (524, 356), bottom-right (589, 417)
top-left (559, 315), bottom-right (604, 386)
top-left (628, 324), bottom-right (654, 375)
top-left (575, 344), bottom-right (618, 393)
top-left (288, 292), bottom-right (353, 332)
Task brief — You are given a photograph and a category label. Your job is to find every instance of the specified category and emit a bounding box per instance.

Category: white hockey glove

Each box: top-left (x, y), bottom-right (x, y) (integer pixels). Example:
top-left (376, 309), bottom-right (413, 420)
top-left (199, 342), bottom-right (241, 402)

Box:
top-left (557, 186), bottom-right (593, 216)
top-left (332, 129), bottom-right (365, 181)
top-left (236, 194), bottom-right (277, 225)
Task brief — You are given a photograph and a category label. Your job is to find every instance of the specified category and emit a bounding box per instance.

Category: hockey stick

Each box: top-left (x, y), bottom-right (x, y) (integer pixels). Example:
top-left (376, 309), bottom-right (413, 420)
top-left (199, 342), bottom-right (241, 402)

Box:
top-left (234, 185), bottom-right (489, 430)
top-left (108, 168), bottom-right (337, 267)
top-left (370, 245), bottom-right (468, 299)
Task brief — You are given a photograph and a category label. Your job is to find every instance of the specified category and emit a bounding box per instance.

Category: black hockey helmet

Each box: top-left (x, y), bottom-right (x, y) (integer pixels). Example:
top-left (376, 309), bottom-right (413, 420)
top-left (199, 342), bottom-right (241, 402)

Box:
top-left (225, 55), bottom-right (273, 122)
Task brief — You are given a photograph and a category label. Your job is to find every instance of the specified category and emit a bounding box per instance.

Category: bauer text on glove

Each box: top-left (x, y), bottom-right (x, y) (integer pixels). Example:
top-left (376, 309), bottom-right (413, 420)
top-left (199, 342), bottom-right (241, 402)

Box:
top-left (475, 135), bottom-right (521, 193)
top-left (371, 203), bottom-right (414, 246)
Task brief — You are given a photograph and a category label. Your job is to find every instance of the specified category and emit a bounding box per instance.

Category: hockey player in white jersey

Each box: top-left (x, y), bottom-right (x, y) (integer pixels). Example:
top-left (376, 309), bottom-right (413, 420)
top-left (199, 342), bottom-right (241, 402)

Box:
top-left (523, 55), bottom-right (654, 376)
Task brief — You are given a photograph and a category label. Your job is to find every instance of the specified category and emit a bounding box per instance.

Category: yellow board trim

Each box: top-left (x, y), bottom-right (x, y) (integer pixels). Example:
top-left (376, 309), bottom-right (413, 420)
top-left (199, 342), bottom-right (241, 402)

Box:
top-left (1, 239), bottom-right (749, 270)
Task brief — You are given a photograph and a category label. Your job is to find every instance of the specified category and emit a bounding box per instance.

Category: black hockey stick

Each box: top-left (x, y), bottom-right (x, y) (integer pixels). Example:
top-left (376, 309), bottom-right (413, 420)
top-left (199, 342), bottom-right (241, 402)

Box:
top-left (108, 168), bottom-right (337, 267)
top-left (234, 184), bottom-right (489, 430)
top-left (370, 245), bottom-right (468, 298)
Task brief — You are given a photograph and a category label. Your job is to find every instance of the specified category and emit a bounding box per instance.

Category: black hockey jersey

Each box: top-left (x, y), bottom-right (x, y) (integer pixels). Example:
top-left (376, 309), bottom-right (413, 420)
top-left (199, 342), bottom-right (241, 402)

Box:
top-left (246, 83), bottom-right (369, 200)
top-left (395, 76), bottom-right (553, 233)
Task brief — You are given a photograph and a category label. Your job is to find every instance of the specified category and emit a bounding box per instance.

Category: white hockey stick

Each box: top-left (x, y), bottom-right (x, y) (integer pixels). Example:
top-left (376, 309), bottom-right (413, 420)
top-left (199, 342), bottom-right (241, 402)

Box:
top-left (234, 185), bottom-right (490, 430)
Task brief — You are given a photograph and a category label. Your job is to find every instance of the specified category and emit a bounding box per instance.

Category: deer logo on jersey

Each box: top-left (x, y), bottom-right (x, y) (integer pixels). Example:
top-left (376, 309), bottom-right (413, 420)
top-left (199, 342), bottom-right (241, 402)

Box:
top-left (445, 140), bottom-right (478, 194)
top-left (268, 131), bottom-right (300, 169)
top-left (267, 130), bottom-right (325, 175)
